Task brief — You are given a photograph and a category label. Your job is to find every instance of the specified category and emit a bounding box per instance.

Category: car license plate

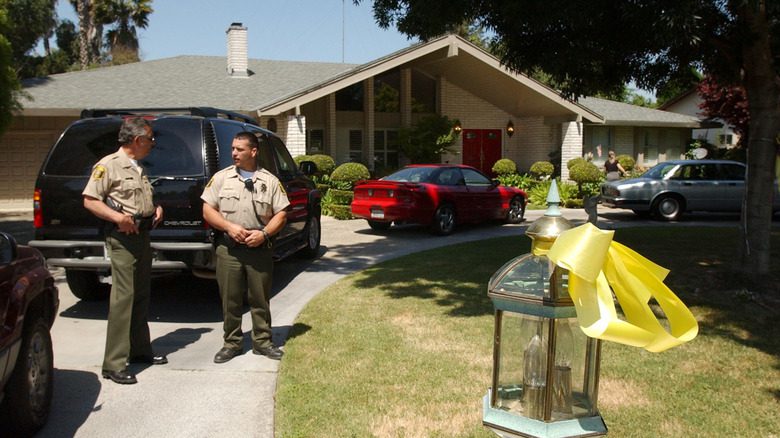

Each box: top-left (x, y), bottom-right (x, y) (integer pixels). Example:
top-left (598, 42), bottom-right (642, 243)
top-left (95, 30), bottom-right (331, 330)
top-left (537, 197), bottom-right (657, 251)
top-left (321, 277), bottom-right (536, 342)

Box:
top-left (370, 209), bottom-right (384, 219)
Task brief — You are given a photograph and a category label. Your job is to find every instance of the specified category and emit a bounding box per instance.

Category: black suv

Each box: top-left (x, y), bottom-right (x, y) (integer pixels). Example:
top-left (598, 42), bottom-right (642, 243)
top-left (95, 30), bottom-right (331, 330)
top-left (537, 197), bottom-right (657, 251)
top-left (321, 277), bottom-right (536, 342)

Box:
top-left (30, 108), bottom-right (321, 300)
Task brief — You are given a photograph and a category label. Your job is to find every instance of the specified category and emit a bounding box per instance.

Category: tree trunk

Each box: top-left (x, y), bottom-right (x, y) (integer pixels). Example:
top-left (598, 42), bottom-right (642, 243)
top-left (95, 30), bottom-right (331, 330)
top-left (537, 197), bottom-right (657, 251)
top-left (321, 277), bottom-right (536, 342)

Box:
top-left (739, 2), bottom-right (779, 287)
top-left (76, 0), bottom-right (91, 69)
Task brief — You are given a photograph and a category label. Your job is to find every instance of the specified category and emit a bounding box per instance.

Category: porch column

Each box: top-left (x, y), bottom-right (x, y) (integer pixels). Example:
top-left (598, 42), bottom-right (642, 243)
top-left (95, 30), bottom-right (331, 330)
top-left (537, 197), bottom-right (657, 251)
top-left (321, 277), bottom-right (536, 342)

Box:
top-left (560, 121), bottom-right (583, 182)
top-left (326, 93), bottom-right (337, 158)
top-left (285, 114), bottom-right (306, 158)
top-left (364, 78), bottom-right (375, 170)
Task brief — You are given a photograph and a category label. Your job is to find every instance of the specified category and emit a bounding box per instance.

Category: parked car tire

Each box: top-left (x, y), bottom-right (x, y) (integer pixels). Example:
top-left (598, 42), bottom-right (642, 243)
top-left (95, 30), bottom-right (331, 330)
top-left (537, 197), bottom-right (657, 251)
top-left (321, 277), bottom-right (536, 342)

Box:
top-left (368, 220), bottom-right (391, 231)
top-left (506, 196), bottom-right (526, 224)
top-left (65, 269), bottom-right (110, 301)
top-left (299, 214), bottom-right (321, 259)
top-left (653, 195), bottom-right (684, 221)
top-left (0, 317), bottom-right (54, 436)
top-left (431, 204), bottom-right (456, 235)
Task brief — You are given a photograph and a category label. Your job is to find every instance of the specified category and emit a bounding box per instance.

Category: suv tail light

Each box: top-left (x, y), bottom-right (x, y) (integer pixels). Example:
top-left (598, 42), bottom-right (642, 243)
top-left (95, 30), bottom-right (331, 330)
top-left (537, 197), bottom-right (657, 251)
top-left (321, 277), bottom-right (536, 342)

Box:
top-left (33, 188), bottom-right (43, 228)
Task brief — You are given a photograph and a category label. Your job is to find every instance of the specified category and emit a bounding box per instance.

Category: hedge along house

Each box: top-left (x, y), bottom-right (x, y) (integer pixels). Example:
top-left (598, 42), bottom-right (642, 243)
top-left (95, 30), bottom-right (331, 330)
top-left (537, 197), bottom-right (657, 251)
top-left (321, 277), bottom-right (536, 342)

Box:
top-left (1, 26), bottom-right (706, 208)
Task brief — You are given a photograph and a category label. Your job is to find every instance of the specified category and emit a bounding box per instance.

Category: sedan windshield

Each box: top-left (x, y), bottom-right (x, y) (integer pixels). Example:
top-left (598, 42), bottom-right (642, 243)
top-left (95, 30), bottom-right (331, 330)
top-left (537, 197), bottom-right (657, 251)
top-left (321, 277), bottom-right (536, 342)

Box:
top-left (383, 167), bottom-right (437, 183)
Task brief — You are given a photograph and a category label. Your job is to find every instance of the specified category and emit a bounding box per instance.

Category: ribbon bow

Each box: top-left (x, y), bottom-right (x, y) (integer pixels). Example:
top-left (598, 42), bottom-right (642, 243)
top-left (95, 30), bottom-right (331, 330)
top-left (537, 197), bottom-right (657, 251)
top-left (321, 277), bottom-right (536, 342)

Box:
top-left (542, 223), bottom-right (698, 352)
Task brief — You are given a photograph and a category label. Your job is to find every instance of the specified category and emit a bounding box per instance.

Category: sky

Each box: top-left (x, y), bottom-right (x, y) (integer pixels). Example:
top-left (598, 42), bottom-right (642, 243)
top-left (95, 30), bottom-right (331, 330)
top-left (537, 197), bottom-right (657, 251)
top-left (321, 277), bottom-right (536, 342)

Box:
top-left (53, 0), bottom-right (418, 64)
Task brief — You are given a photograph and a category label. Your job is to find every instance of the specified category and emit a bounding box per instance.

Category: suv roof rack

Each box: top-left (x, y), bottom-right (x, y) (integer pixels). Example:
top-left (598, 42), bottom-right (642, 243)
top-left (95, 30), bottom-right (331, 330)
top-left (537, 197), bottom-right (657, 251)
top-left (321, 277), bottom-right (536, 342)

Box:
top-left (80, 107), bottom-right (258, 125)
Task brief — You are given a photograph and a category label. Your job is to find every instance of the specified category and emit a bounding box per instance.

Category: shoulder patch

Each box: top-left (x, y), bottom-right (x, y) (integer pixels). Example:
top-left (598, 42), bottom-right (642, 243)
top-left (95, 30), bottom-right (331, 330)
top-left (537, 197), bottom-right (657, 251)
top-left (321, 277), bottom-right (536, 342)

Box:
top-left (91, 165), bottom-right (107, 180)
top-left (206, 176), bottom-right (214, 188)
top-left (278, 182), bottom-right (287, 196)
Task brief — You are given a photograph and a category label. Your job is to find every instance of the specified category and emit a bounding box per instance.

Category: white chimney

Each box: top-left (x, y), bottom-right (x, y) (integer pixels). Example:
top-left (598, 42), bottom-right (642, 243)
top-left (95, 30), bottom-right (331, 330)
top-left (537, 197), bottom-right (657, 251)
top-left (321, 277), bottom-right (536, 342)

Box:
top-left (226, 22), bottom-right (248, 77)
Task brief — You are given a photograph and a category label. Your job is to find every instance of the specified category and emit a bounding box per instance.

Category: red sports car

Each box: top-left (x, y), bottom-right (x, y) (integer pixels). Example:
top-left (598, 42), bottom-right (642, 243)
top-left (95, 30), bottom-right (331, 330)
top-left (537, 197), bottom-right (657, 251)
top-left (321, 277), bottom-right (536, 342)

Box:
top-left (351, 164), bottom-right (527, 235)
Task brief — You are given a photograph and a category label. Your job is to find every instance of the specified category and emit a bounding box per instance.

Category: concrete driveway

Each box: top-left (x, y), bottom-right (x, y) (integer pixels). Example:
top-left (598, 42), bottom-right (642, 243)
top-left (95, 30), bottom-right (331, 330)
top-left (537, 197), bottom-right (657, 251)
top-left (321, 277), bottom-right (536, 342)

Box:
top-left (0, 207), bottom-right (742, 437)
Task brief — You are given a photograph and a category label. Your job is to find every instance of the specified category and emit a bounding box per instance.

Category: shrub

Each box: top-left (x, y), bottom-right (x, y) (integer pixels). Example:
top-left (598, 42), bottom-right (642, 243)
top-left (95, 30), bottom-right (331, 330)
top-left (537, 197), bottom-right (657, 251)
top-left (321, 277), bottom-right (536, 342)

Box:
top-left (330, 163), bottom-right (370, 189)
top-left (325, 189), bottom-right (353, 205)
top-left (492, 158), bottom-right (517, 176)
top-left (527, 179), bottom-right (578, 207)
top-left (322, 203), bottom-right (353, 220)
top-left (497, 173), bottom-right (536, 191)
top-left (616, 154), bottom-right (635, 172)
top-left (529, 161), bottom-right (554, 179)
top-left (567, 157), bottom-right (587, 170)
top-left (294, 154), bottom-right (336, 176)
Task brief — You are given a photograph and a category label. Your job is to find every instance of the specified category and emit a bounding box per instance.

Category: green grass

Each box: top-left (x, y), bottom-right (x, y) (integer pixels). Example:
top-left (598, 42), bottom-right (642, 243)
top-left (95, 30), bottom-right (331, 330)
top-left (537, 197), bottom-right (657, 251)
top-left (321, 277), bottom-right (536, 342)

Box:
top-left (276, 227), bottom-right (780, 437)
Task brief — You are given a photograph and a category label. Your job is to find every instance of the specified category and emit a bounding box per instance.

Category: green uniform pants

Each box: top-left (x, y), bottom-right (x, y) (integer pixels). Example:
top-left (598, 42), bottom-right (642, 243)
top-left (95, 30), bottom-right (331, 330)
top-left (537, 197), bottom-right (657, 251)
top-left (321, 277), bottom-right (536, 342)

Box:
top-left (103, 231), bottom-right (153, 372)
top-left (215, 244), bottom-right (274, 351)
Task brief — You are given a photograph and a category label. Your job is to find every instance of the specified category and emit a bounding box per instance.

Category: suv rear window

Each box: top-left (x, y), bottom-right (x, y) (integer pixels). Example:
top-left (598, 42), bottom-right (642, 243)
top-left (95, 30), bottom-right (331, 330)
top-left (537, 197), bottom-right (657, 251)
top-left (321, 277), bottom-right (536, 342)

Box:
top-left (43, 118), bottom-right (203, 177)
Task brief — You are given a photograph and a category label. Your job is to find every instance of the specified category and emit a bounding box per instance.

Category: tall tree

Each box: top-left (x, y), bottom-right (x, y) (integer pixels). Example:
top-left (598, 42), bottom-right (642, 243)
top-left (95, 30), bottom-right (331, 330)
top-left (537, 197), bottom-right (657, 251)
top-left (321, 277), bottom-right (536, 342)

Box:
top-left (99, 0), bottom-right (152, 64)
top-left (363, 0), bottom-right (780, 284)
top-left (1, 0), bottom-right (57, 72)
top-left (0, 8), bottom-right (21, 136)
top-left (697, 75), bottom-right (750, 146)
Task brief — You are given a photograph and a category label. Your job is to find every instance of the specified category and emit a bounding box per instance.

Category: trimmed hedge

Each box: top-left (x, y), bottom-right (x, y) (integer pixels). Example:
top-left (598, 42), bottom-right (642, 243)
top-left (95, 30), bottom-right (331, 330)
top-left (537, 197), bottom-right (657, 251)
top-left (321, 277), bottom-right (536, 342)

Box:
top-left (492, 158), bottom-right (517, 176)
top-left (293, 154), bottom-right (336, 176)
top-left (326, 189), bottom-right (354, 205)
top-left (331, 162), bottom-right (370, 188)
top-left (323, 204), bottom-right (353, 220)
top-left (616, 154), bottom-right (635, 172)
top-left (529, 161), bottom-right (554, 179)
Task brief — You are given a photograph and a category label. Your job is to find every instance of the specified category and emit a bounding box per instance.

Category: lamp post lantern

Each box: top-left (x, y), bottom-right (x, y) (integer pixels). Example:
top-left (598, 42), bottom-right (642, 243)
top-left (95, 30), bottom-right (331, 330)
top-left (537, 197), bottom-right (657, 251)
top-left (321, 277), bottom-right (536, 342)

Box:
top-left (483, 181), bottom-right (607, 438)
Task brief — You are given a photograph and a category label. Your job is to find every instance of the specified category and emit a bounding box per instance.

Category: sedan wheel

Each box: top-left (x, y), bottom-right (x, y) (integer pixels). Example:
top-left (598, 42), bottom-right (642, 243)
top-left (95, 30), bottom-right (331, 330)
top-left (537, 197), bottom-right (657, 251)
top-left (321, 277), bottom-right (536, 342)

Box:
top-left (506, 196), bottom-right (526, 224)
top-left (431, 204), bottom-right (456, 235)
top-left (653, 195), bottom-right (683, 221)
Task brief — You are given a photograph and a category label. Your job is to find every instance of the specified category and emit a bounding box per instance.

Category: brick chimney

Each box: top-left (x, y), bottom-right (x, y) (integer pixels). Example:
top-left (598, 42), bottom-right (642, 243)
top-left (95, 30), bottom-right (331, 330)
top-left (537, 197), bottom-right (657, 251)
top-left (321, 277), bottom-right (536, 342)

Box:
top-left (226, 22), bottom-right (248, 77)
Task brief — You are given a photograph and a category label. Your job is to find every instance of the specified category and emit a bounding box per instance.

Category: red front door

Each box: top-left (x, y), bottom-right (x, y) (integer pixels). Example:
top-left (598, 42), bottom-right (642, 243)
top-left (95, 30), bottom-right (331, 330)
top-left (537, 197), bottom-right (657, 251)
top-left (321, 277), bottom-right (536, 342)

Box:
top-left (462, 129), bottom-right (502, 175)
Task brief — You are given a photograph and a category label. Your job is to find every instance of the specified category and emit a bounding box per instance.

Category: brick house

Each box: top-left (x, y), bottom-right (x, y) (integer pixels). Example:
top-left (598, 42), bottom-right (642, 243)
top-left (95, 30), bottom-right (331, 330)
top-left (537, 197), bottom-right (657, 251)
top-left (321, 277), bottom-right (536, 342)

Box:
top-left (0, 27), bottom-right (706, 208)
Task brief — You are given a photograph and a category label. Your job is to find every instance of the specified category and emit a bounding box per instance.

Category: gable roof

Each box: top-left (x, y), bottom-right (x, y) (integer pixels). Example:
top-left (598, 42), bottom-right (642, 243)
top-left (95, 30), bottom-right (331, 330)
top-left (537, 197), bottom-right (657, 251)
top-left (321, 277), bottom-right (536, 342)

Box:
top-left (577, 97), bottom-right (703, 128)
top-left (21, 56), bottom-right (356, 116)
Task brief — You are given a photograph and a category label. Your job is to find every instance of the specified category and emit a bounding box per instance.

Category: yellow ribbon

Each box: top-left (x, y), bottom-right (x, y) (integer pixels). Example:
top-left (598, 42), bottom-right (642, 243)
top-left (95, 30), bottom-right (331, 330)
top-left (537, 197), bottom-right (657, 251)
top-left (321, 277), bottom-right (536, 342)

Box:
top-left (540, 223), bottom-right (698, 352)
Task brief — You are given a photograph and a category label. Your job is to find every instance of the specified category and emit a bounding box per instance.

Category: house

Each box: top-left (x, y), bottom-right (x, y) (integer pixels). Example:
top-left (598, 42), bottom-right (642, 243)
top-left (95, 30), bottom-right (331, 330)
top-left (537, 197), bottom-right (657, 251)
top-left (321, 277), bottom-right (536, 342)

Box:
top-left (0, 25), bottom-right (707, 208)
top-left (659, 88), bottom-right (738, 148)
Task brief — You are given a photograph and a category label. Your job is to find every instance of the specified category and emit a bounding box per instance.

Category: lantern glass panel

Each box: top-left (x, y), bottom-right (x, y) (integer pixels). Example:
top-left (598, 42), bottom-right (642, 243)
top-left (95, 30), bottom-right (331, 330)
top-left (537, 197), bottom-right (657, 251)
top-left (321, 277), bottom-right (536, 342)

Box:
top-left (495, 313), bottom-right (549, 416)
top-left (489, 254), bottom-right (570, 301)
top-left (551, 318), bottom-right (598, 420)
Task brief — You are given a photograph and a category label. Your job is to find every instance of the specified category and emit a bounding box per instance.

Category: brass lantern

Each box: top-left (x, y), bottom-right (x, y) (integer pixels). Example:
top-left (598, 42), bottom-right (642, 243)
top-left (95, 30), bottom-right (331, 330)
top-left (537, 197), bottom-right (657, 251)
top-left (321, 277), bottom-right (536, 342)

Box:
top-left (483, 181), bottom-right (607, 438)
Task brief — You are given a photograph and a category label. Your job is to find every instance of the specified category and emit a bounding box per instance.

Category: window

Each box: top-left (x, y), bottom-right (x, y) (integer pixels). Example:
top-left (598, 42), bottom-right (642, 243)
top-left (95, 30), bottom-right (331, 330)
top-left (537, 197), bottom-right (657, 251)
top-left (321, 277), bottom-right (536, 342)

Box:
top-left (373, 130), bottom-right (399, 169)
top-left (461, 168), bottom-right (492, 187)
top-left (336, 82), bottom-right (364, 111)
top-left (411, 70), bottom-right (436, 113)
top-left (268, 136), bottom-right (296, 180)
top-left (374, 69), bottom-right (400, 113)
top-left (719, 134), bottom-right (734, 145)
top-left (349, 130), bottom-right (363, 162)
top-left (434, 168), bottom-right (464, 186)
top-left (44, 118), bottom-right (203, 177)
top-left (307, 129), bottom-right (324, 154)
top-left (719, 163), bottom-right (745, 181)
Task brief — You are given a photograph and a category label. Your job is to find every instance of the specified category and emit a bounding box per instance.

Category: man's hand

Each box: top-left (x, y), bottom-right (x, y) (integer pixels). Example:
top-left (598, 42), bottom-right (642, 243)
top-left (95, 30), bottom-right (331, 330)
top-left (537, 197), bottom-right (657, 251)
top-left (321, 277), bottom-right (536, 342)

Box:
top-left (226, 223), bottom-right (249, 244)
top-left (116, 214), bottom-right (139, 234)
top-left (152, 205), bottom-right (164, 229)
top-left (243, 229), bottom-right (267, 248)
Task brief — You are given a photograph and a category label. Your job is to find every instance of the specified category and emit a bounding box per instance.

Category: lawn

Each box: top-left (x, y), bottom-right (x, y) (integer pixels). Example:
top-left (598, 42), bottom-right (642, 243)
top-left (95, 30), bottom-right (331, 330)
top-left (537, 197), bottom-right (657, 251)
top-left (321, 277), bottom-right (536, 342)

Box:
top-left (276, 227), bottom-right (780, 438)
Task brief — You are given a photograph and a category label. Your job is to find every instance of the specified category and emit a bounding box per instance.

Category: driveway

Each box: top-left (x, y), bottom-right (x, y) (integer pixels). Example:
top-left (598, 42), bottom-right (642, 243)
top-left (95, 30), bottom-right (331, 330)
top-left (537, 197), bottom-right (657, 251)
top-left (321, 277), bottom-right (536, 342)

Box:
top-left (0, 207), bottom-right (742, 437)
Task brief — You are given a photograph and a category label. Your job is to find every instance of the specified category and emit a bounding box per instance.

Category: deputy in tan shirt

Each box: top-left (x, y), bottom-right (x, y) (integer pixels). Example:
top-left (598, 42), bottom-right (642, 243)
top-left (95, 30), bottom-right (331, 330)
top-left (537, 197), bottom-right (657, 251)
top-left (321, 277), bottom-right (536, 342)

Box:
top-left (201, 131), bottom-right (289, 362)
top-left (82, 117), bottom-right (166, 385)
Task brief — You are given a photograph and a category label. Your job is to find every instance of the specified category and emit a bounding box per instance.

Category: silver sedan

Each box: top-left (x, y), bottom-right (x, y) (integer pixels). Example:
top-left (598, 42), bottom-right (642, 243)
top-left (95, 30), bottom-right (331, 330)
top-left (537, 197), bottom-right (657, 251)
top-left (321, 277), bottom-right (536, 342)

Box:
top-left (600, 159), bottom-right (778, 220)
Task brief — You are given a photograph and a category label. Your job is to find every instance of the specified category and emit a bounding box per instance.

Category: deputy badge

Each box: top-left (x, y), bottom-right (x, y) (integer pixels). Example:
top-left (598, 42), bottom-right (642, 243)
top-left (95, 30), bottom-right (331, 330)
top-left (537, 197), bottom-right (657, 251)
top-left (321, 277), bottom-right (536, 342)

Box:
top-left (91, 165), bottom-right (106, 180)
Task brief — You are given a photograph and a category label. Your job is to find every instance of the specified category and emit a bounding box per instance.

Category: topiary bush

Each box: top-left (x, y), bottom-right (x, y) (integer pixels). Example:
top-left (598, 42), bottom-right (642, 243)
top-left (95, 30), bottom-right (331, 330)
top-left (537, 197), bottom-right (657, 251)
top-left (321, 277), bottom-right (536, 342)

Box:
top-left (294, 154), bottom-right (337, 177)
top-left (616, 154), bottom-right (635, 172)
top-left (492, 158), bottom-right (517, 176)
top-left (567, 157), bottom-right (587, 170)
top-left (330, 162), bottom-right (370, 189)
top-left (568, 161), bottom-right (603, 197)
top-left (529, 161), bottom-right (554, 179)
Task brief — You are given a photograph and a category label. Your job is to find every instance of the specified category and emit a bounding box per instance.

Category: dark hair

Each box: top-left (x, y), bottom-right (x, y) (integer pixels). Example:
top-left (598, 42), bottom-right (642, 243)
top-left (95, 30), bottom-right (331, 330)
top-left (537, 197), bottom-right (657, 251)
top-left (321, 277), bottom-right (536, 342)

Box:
top-left (118, 117), bottom-right (152, 145)
top-left (234, 131), bottom-right (260, 149)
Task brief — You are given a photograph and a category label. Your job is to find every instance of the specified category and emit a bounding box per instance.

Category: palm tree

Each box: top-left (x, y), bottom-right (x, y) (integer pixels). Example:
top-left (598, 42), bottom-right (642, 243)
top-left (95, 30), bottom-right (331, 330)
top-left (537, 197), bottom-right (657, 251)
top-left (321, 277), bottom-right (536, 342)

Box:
top-left (100, 0), bottom-right (153, 64)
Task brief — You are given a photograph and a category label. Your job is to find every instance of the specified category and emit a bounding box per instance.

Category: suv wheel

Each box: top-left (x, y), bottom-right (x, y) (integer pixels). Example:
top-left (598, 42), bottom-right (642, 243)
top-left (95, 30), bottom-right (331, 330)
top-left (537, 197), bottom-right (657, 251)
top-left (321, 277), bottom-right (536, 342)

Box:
top-left (0, 317), bottom-right (54, 436)
top-left (66, 269), bottom-right (110, 301)
top-left (299, 214), bottom-right (321, 258)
